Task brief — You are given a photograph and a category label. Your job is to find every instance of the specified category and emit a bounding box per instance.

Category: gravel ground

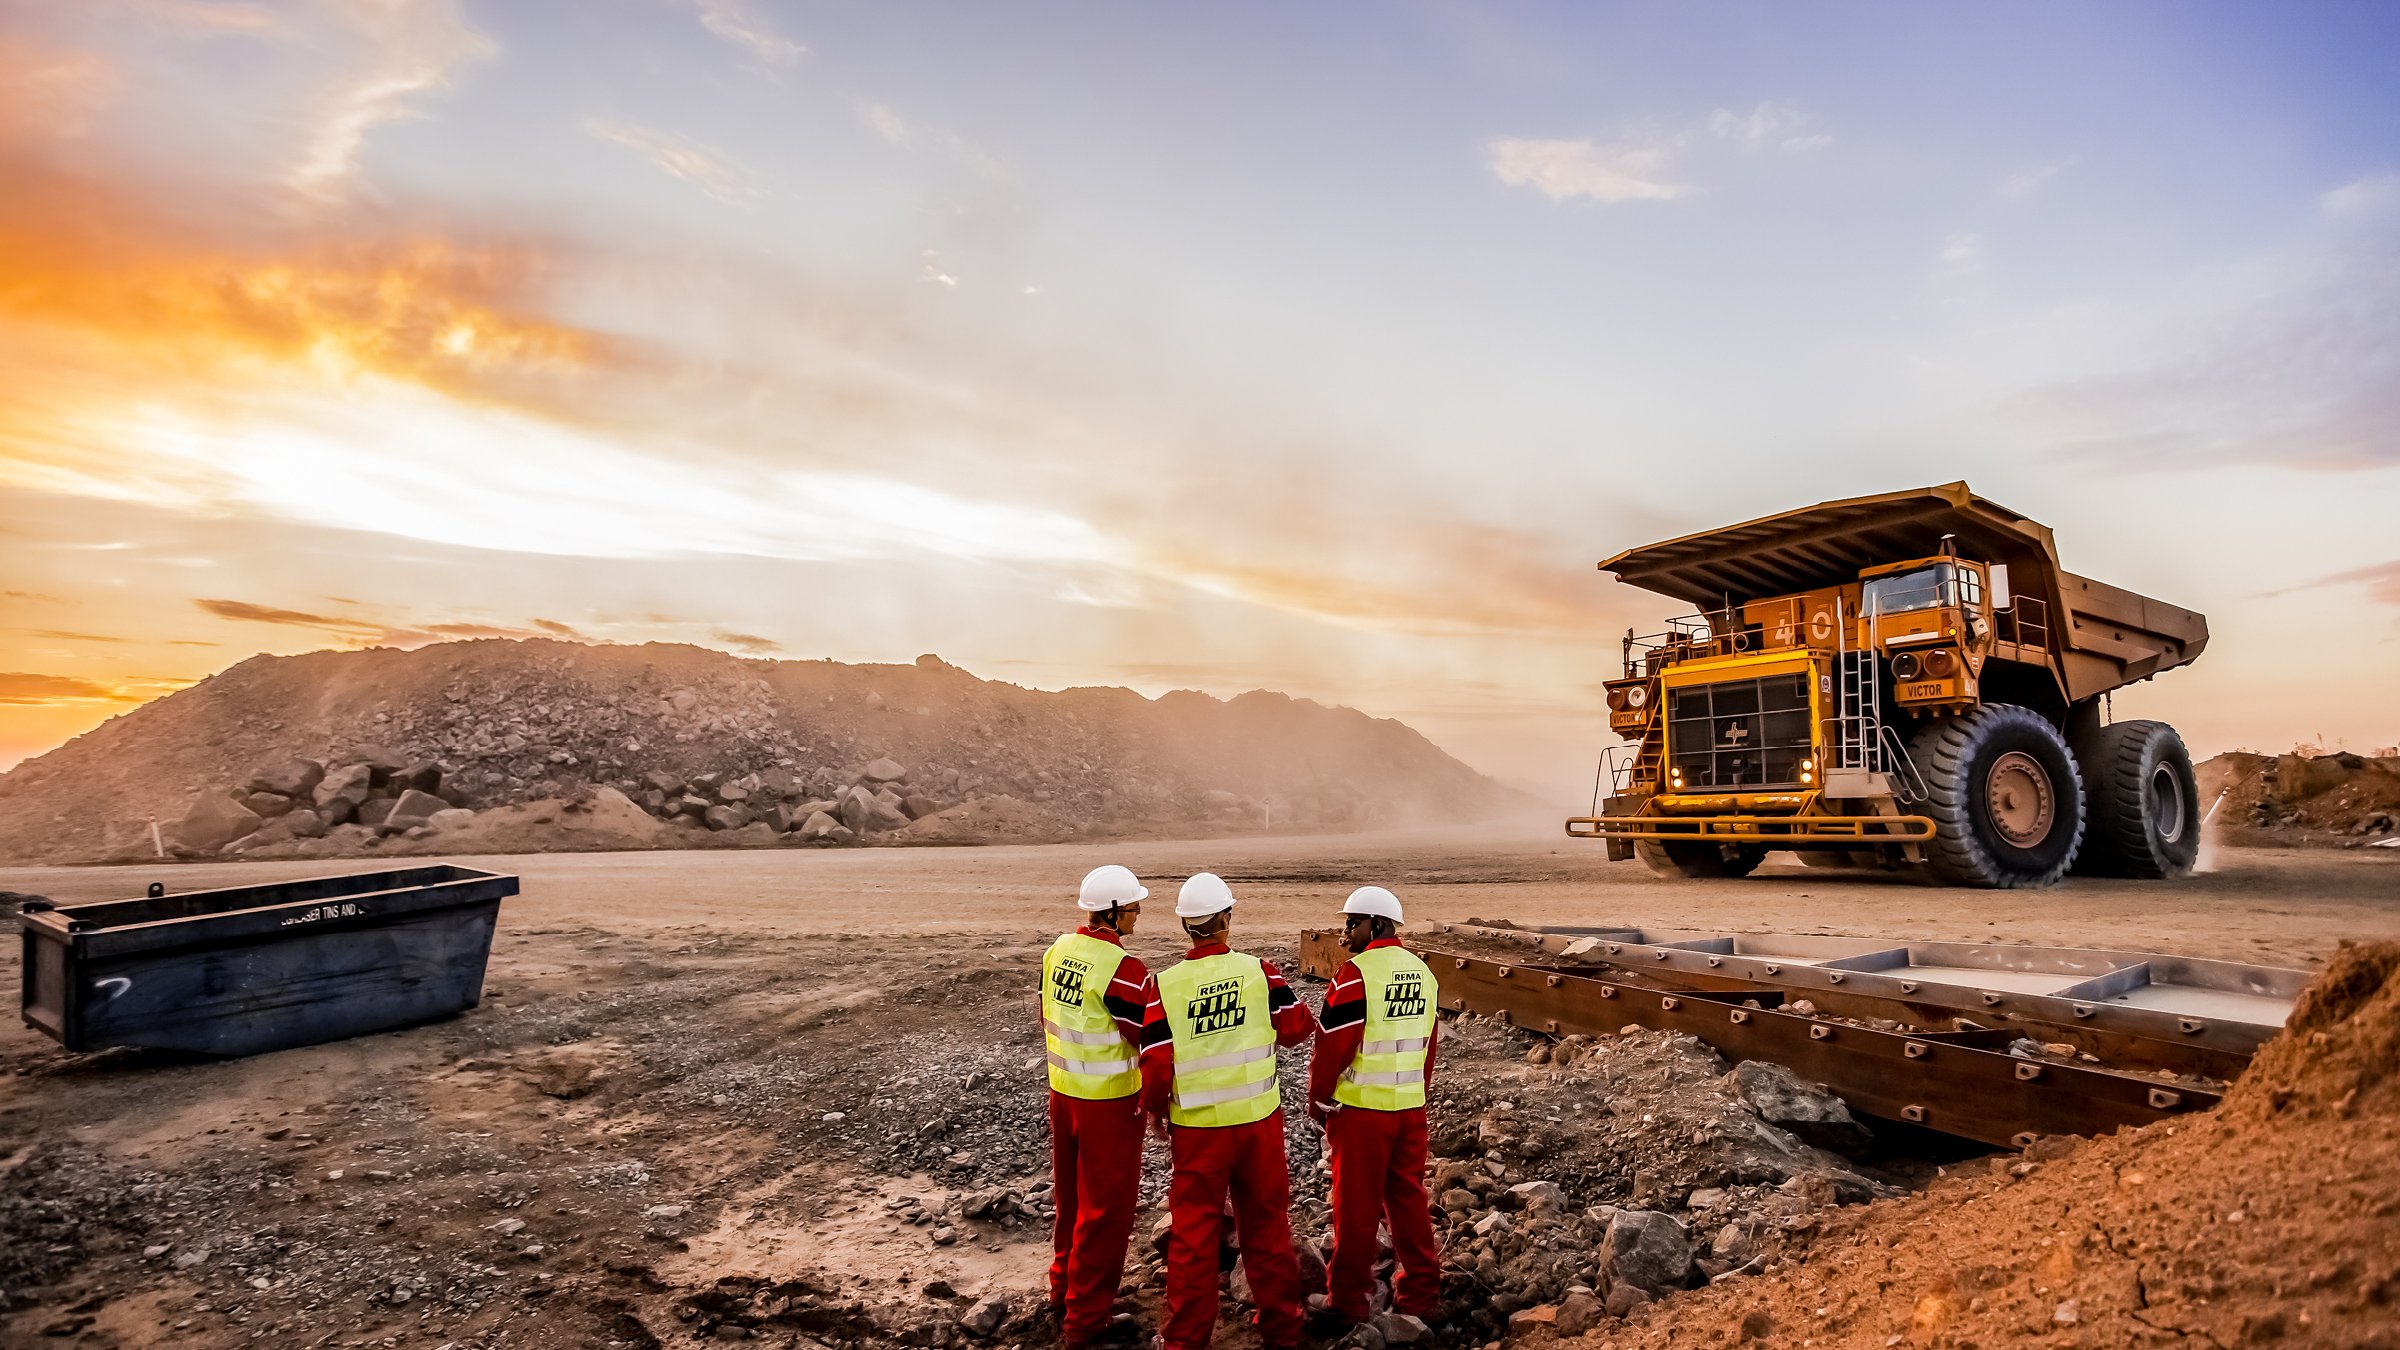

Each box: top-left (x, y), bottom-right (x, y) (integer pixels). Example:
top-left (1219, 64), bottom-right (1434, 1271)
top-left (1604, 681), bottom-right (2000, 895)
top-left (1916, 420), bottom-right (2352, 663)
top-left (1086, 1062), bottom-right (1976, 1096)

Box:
top-left (0, 833), bottom-right (2390, 1348)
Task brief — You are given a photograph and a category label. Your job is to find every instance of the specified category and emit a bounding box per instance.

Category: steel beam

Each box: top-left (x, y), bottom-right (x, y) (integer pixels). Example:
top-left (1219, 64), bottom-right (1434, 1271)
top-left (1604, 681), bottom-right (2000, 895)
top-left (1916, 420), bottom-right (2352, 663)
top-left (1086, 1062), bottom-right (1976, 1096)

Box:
top-left (1536, 930), bottom-right (2285, 1074)
top-left (1300, 934), bottom-right (2220, 1149)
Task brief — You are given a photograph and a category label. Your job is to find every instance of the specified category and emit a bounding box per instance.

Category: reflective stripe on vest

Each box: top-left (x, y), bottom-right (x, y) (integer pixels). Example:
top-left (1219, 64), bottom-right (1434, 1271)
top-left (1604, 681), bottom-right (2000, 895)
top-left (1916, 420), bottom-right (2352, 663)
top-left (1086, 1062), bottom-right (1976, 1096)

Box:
top-left (1043, 1019), bottom-right (1123, 1048)
top-left (1333, 946), bottom-right (1437, 1111)
top-left (1041, 932), bottom-right (1140, 1100)
top-left (1156, 951), bottom-right (1279, 1128)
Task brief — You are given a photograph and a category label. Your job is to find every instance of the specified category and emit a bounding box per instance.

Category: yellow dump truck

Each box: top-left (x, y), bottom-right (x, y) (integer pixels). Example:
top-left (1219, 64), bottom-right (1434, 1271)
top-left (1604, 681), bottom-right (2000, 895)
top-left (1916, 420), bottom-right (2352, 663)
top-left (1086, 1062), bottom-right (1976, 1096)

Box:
top-left (1566, 483), bottom-right (2208, 888)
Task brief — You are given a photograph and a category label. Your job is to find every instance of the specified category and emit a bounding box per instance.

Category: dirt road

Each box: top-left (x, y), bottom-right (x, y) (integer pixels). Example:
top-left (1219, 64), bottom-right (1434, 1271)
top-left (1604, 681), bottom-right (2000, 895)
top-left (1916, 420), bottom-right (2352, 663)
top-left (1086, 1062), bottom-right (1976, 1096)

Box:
top-left (0, 832), bottom-right (2391, 1348)
top-left (7, 826), bottom-right (2392, 963)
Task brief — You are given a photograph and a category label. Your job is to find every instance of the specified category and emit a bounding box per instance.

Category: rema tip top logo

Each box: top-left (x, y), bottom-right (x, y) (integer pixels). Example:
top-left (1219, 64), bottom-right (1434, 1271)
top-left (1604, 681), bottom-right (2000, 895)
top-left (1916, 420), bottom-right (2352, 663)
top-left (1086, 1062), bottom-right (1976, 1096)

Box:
top-left (1383, 971), bottom-right (1426, 1019)
top-left (1185, 978), bottom-right (1248, 1035)
top-left (1050, 958), bottom-right (1089, 1005)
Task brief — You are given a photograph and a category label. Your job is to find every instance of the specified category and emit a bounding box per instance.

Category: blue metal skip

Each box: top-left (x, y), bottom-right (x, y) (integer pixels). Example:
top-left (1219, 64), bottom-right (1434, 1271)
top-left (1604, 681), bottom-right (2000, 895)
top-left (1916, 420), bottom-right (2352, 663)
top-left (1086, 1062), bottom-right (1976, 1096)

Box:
top-left (16, 865), bottom-right (518, 1057)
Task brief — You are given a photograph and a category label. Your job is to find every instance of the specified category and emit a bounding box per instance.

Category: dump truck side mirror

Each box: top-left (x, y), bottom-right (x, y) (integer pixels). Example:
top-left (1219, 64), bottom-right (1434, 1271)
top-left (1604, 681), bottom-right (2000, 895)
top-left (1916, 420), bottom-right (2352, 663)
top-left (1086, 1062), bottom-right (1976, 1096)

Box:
top-left (1989, 564), bottom-right (2012, 611)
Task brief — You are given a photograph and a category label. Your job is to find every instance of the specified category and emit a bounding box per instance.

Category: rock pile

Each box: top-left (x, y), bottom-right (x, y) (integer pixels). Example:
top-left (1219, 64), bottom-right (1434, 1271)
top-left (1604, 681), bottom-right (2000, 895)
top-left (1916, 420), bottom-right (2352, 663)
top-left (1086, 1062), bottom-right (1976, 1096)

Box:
top-left (1408, 1015), bottom-right (1897, 1343)
top-left (0, 640), bottom-right (1535, 864)
top-left (2200, 748), bottom-right (2400, 844)
top-left (630, 757), bottom-right (954, 846)
top-left (171, 750), bottom-right (476, 857)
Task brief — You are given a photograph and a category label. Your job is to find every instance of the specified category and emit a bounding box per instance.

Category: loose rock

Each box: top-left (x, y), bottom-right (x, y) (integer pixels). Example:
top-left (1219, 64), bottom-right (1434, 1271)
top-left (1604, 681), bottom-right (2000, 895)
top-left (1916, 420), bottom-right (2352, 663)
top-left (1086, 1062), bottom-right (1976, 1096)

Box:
top-left (177, 788), bottom-right (263, 852)
top-left (959, 1297), bottom-right (1007, 1337)
top-left (1600, 1209), bottom-right (1692, 1298)
top-left (1726, 1060), bottom-right (1872, 1153)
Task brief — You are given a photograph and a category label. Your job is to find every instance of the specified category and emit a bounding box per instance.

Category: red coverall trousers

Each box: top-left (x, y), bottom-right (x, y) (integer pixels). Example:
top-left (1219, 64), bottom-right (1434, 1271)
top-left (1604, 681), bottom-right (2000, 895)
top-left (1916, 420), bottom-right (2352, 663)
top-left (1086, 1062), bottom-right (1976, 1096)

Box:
top-left (1325, 1104), bottom-right (1442, 1320)
top-left (1048, 1090), bottom-right (1145, 1343)
top-left (1163, 1116), bottom-right (1307, 1350)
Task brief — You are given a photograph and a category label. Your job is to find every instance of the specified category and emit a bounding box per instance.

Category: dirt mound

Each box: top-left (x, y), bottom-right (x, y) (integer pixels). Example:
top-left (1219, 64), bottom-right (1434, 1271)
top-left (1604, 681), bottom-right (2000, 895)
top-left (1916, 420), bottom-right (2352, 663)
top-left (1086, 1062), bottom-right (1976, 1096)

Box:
top-left (2229, 939), bottom-right (2400, 1122)
top-left (2201, 749), bottom-right (2400, 846)
top-left (0, 640), bottom-right (1533, 863)
top-left (1575, 942), bottom-right (2400, 1350)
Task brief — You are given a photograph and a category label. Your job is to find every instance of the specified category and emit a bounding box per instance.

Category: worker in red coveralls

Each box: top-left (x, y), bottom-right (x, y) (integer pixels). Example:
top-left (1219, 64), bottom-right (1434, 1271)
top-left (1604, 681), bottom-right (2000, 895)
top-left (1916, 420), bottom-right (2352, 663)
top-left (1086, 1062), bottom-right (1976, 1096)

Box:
top-left (1308, 886), bottom-right (1442, 1329)
top-left (1140, 872), bottom-right (1317, 1350)
top-left (1040, 864), bottom-right (1154, 1348)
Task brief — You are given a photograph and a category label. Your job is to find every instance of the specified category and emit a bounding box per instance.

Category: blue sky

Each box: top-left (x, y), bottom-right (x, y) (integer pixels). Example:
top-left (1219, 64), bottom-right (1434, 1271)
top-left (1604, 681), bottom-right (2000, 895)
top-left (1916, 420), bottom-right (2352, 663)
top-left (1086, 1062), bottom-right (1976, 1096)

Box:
top-left (0, 0), bottom-right (2393, 791)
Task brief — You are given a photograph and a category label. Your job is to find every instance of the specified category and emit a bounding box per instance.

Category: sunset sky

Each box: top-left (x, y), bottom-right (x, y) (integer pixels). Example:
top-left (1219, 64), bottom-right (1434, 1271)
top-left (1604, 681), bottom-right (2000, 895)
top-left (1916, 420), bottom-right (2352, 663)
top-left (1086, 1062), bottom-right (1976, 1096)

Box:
top-left (1, 1), bottom-right (2394, 797)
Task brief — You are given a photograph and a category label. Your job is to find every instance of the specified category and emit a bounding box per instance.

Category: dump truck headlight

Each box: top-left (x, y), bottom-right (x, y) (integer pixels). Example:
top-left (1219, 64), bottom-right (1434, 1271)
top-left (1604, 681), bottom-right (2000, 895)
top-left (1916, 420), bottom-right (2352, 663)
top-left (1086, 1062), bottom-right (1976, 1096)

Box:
top-left (1606, 687), bottom-right (1628, 711)
top-left (1626, 685), bottom-right (1649, 709)
top-left (1924, 648), bottom-right (1958, 677)
top-left (1891, 651), bottom-right (1922, 680)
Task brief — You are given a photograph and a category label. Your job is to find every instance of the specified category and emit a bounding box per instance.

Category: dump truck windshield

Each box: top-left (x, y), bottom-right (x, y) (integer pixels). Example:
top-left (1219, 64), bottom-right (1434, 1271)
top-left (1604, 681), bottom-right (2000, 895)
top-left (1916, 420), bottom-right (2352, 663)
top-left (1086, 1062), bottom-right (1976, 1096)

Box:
top-left (1861, 563), bottom-right (1955, 617)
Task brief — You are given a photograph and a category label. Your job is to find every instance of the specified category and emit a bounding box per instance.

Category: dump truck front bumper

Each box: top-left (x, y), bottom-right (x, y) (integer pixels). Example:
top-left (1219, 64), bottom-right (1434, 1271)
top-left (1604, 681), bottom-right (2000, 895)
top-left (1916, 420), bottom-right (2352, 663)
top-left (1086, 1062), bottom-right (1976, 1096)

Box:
top-left (1564, 812), bottom-right (1935, 843)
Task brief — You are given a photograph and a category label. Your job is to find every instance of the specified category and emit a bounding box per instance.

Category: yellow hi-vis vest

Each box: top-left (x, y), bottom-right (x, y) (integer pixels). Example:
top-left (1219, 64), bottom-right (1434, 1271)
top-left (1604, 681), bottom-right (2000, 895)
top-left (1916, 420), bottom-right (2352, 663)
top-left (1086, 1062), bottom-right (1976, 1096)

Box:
top-left (1156, 951), bottom-right (1280, 1128)
top-left (1332, 945), bottom-right (1436, 1111)
top-left (1041, 931), bottom-right (1141, 1100)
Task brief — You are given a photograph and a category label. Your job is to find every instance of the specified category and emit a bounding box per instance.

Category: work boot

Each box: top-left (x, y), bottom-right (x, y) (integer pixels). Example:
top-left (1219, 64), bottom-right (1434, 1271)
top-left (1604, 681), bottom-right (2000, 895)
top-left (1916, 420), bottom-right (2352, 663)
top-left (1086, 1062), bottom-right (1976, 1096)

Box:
top-left (1253, 1308), bottom-right (1308, 1350)
top-left (1304, 1294), bottom-right (1354, 1336)
top-left (1065, 1313), bottom-right (1142, 1350)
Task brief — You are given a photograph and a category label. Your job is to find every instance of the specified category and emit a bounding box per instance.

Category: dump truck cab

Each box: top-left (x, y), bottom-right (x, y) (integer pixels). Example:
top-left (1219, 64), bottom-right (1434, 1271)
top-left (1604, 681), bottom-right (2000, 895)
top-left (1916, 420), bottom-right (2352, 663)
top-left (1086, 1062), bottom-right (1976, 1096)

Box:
top-left (1857, 555), bottom-right (1988, 707)
top-left (1571, 483), bottom-right (2208, 889)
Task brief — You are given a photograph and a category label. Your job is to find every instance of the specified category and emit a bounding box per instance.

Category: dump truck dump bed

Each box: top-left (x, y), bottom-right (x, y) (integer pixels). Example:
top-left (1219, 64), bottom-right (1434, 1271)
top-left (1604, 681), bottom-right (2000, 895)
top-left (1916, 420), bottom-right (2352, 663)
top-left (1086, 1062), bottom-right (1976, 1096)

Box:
top-left (1599, 481), bottom-right (2207, 700)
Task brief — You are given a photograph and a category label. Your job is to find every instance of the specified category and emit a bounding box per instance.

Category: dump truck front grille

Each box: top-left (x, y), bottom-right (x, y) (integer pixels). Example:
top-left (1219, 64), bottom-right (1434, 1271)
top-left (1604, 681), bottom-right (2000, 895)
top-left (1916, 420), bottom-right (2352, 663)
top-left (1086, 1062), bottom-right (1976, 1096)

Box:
top-left (1667, 673), bottom-right (1811, 790)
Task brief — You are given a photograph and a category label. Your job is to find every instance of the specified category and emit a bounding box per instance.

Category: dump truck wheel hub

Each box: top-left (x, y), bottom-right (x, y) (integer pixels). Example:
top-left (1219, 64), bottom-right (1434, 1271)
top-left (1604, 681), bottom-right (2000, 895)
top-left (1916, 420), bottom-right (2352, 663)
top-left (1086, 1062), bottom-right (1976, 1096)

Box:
top-left (2149, 762), bottom-right (2188, 844)
top-left (1987, 751), bottom-right (2055, 846)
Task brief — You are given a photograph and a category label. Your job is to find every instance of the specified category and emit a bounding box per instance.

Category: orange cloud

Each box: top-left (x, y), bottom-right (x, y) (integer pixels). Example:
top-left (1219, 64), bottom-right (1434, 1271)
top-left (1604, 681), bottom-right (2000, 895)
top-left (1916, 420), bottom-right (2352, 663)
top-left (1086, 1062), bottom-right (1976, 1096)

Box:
top-left (0, 24), bottom-right (566, 422)
top-left (192, 597), bottom-right (584, 650)
top-left (194, 598), bottom-right (359, 628)
top-left (192, 596), bottom-right (437, 648)
top-left (711, 629), bottom-right (779, 654)
top-left (424, 622), bottom-right (550, 640)
top-left (0, 672), bottom-right (139, 706)
top-left (0, 144), bottom-right (617, 428)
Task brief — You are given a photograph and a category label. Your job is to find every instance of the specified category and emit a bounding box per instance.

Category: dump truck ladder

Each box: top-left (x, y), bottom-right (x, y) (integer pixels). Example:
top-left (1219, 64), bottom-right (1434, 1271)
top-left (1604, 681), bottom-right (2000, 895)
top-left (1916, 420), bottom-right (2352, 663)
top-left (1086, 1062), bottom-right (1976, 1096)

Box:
top-left (1828, 595), bottom-right (1927, 802)
top-left (1832, 594), bottom-right (1880, 773)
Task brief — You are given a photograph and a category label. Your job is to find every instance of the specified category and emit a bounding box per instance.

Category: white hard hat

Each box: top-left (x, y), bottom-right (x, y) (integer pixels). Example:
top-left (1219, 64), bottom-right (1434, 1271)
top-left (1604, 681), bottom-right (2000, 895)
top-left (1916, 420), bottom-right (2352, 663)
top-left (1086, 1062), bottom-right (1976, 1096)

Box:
top-left (1079, 864), bottom-right (1148, 911)
top-left (1342, 886), bottom-right (1403, 924)
top-left (1175, 872), bottom-right (1237, 919)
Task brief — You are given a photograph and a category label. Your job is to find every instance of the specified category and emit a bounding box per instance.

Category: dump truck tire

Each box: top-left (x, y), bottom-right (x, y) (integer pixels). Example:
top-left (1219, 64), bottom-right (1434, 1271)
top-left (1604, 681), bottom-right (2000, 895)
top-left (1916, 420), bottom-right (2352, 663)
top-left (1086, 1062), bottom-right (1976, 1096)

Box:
top-left (2072, 719), bottom-right (2200, 879)
top-left (1909, 704), bottom-right (2085, 888)
top-left (1636, 839), bottom-right (1769, 878)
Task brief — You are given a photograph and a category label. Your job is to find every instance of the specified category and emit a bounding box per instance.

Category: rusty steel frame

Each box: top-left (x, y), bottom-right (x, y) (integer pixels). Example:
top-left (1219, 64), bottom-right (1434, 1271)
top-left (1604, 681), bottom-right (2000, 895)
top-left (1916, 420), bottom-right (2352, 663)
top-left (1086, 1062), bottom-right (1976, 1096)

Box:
top-left (1298, 933), bottom-right (2220, 1149)
top-left (1530, 929), bottom-right (2287, 1076)
top-left (1537, 954), bottom-right (2249, 1082)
